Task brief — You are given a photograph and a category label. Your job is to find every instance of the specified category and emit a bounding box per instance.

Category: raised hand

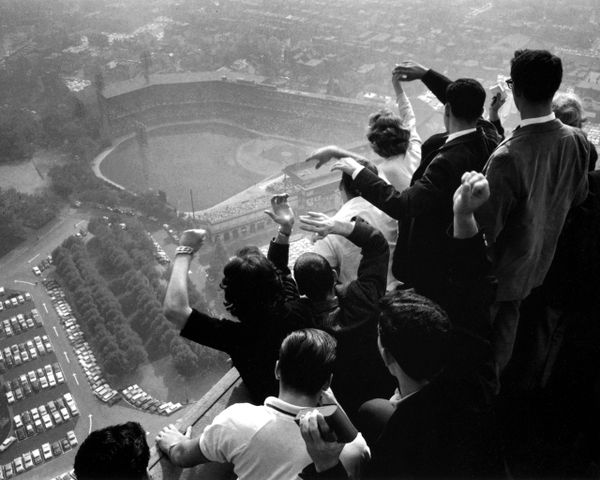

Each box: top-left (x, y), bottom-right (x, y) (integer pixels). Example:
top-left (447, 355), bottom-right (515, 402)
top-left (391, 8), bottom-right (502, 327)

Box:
top-left (306, 145), bottom-right (348, 169)
top-left (264, 193), bottom-right (295, 234)
top-left (454, 171), bottom-right (490, 215)
top-left (392, 61), bottom-right (428, 81)
top-left (179, 229), bottom-right (207, 253)
top-left (299, 410), bottom-right (345, 473)
top-left (330, 157), bottom-right (363, 176)
top-left (299, 212), bottom-right (353, 239)
top-left (488, 92), bottom-right (506, 121)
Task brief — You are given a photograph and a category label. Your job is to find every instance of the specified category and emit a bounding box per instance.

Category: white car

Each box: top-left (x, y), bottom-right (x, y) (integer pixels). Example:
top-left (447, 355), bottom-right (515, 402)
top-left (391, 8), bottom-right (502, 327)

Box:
top-left (56, 370), bottom-right (65, 384)
top-left (0, 436), bottom-right (16, 452)
top-left (47, 372), bottom-right (57, 387)
top-left (67, 430), bottom-right (78, 447)
top-left (42, 442), bottom-right (53, 461)
top-left (60, 407), bottom-right (70, 422)
top-left (32, 266), bottom-right (41, 276)
top-left (31, 448), bottom-right (42, 465)
top-left (6, 392), bottom-right (14, 405)
top-left (31, 407), bottom-right (40, 421)
top-left (42, 413), bottom-right (53, 430)
top-left (13, 415), bottom-right (22, 429)
top-left (39, 376), bottom-right (49, 389)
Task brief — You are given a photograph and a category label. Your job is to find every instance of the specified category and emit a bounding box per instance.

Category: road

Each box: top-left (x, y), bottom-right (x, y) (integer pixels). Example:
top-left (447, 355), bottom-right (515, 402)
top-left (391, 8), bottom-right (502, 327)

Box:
top-left (0, 209), bottom-right (195, 480)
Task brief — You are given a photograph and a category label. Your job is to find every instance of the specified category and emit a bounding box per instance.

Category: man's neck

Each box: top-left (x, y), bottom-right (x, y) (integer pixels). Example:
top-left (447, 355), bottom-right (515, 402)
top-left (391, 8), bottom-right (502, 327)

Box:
top-left (519, 101), bottom-right (553, 121)
top-left (395, 369), bottom-right (429, 399)
top-left (448, 120), bottom-right (477, 135)
top-left (278, 388), bottom-right (320, 408)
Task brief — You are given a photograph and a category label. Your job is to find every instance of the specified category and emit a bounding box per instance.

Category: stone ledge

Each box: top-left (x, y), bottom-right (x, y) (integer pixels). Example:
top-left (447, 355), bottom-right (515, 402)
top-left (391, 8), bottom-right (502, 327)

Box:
top-left (148, 368), bottom-right (249, 480)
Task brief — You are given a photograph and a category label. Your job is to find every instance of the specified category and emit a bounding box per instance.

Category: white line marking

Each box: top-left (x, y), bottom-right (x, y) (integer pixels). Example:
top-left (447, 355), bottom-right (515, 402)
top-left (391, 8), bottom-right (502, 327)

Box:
top-left (64, 352), bottom-right (70, 364)
top-left (27, 253), bottom-right (40, 264)
top-left (75, 221), bottom-right (84, 228)
top-left (43, 303), bottom-right (48, 314)
top-left (14, 280), bottom-right (35, 286)
top-left (88, 413), bottom-right (92, 433)
top-left (53, 326), bottom-right (59, 337)
top-left (74, 373), bottom-right (80, 387)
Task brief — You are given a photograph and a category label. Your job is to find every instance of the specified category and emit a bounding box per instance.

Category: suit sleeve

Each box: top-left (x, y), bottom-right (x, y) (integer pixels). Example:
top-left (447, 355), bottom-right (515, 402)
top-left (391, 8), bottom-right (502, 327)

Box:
top-left (267, 240), bottom-right (300, 302)
top-left (476, 150), bottom-right (520, 244)
top-left (354, 153), bottom-right (455, 220)
top-left (421, 69), bottom-right (453, 104)
top-left (341, 218), bottom-right (389, 326)
top-left (180, 309), bottom-right (244, 354)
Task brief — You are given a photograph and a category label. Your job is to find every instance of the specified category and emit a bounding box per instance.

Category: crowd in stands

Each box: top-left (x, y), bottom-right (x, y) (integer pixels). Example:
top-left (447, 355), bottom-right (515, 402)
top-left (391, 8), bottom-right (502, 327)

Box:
top-left (73, 49), bottom-right (599, 480)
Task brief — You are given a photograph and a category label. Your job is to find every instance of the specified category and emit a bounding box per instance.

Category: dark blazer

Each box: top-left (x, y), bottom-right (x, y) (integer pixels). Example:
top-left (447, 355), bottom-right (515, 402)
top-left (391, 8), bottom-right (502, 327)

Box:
top-left (354, 125), bottom-right (499, 302)
top-left (300, 233), bottom-right (504, 479)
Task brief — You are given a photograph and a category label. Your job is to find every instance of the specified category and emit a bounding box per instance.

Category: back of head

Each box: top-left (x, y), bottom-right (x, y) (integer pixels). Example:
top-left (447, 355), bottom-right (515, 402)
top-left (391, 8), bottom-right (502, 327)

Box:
top-left (74, 422), bottom-right (150, 480)
top-left (340, 159), bottom-right (378, 198)
top-left (378, 290), bottom-right (450, 381)
top-left (511, 49), bottom-right (562, 103)
top-left (294, 252), bottom-right (334, 302)
top-left (367, 108), bottom-right (411, 158)
top-left (552, 91), bottom-right (584, 128)
top-left (445, 78), bottom-right (485, 122)
top-left (278, 328), bottom-right (337, 395)
top-left (221, 250), bottom-right (282, 320)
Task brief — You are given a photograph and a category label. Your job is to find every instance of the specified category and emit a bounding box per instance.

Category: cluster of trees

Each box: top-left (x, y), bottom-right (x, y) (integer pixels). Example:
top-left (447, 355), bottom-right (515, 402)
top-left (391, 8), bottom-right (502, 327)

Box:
top-left (85, 216), bottom-right (223, 376)
top-left (53, 238), bottom-right (148, 377)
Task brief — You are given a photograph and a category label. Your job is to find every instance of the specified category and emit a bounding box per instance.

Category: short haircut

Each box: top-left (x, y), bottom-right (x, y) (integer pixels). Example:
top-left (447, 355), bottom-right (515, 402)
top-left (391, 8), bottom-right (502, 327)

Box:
top-left (510, 49), bottom-right (562, 103)
top-left (378, 290), bottom-right (450, 381)
top-left (340, 159), bottom-right (378, 197)
top-left (74, 422), bottom-right (150, 480)
top-left (294, 252), bottom-right (334, 301)
top-left (367, 108), bottom-right (411, 158)
top-left (278, 328), bottom-right (337, 395)
top-left (445, 78), bottom-right (485, 121)
top-left (221, 250), bottom-right (282, 320)
top-left (552, 91), bottom-right (585, 128)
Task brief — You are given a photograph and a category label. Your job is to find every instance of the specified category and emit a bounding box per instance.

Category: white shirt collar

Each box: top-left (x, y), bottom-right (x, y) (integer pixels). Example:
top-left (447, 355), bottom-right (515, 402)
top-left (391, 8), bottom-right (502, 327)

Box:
top-left (519, 112), bottom-right (556, 127)
top-left (264, 396), bottom-right (306, 417)
top-left (445, 127), bottom-right (477, 144)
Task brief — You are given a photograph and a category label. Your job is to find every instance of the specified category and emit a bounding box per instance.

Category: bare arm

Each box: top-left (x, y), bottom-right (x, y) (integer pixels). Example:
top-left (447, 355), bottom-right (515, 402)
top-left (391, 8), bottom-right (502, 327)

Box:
top-left (156, 425), bottom-right (209, 468)
top-left (163, 230), bottom-right (206, 328)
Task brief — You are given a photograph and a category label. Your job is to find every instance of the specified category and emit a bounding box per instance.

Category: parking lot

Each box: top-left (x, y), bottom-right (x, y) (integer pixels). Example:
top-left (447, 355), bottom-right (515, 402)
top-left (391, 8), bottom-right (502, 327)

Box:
top-left (0, 289), bottom-right (79, 478)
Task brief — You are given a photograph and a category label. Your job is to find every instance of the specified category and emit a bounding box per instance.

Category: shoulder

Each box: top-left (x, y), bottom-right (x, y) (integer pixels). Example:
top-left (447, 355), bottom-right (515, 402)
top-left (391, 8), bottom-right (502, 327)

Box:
top-left (211, 403), bottom-right (274, 434)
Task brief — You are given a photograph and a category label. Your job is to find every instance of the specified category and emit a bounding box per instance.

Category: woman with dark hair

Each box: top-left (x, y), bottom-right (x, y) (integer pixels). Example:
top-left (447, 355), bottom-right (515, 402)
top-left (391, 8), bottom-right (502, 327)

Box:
top-left (163, 227), bottom-right (302, 403)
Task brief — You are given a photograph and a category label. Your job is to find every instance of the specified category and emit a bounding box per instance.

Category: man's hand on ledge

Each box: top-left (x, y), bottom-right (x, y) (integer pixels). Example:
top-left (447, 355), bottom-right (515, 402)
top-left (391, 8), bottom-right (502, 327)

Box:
top-left (156, 424), bottom-right (192, 465)
top-left (299, 212), bottom-right (353, 240)
top-left (179, 229), bottom-right (207, 253)
top-left (264, 193), bottom-right (295, 235)
top-left (392, 61), bottom-right (428, 81)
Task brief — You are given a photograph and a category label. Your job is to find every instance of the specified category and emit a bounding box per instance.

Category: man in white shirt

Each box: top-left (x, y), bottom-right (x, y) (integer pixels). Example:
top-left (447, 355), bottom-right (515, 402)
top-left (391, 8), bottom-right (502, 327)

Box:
top-left (311, 159), bottom-right (397, 288)
top-left (156, 329), bottom-right (369, 480)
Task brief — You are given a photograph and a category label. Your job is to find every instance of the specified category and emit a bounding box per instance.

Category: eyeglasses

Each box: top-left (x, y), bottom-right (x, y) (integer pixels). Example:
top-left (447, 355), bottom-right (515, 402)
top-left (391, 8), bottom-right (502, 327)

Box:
top-left (506, 79), bottom-right (514, 90)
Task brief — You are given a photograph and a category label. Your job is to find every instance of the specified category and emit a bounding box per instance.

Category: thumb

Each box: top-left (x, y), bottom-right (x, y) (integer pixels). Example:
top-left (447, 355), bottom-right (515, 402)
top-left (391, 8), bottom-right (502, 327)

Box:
top-left (264, 210), bottom-right (276, 220)
top-left (185, 426), bottom-right (192, 438)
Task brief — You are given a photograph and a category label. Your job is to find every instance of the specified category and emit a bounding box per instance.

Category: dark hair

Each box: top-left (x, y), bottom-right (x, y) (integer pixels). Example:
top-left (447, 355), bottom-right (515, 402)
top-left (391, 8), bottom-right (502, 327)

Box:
top-left (367, 108), bottom-right (411, 158)
top-left (74, 422), bottom-right (150, 480)
top-left (221, 249), bottom-right (282, 321)
top-left (378, 290), bottom-right (450, 381)
top-left (339, 159), bottom-right (378, 197)
top-left (293, 252), bottom-right (334, 301)
top-left (445, 78), bottom-right (485, 121)
top-left (279, 328), bottom-right (337, 395)
top-left (510, 49), bottom-right (562, 103)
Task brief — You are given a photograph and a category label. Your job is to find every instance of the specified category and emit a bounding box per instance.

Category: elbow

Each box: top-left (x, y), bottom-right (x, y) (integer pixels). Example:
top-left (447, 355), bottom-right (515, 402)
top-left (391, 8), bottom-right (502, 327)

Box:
top-left (163, 303), bottom-right (189, 326)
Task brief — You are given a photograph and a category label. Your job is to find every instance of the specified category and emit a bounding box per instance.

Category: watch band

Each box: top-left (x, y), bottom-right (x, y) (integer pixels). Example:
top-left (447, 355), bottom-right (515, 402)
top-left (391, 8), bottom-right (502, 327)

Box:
top-left (175, 246), bottom-right (195, 256)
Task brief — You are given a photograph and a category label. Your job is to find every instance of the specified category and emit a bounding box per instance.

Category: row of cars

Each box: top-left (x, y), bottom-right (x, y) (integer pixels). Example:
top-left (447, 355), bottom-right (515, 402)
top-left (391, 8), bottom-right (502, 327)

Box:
top-left (162, 223), bottom-right (180, 243)
top-left (4, 363), bottom-right (65, 405)
top-left (1, 431), bottom-right (78, 479)
top-left (0, 310), bottom-right (43, 341)
top-left (45, 281), bottom-right (121, 405)
top-left (1, 334), bottom-right (53, 373)
top-left (12, 393), bottom-right (79, 442)
top-left (121, 384), bottom-right (183, 416)
top-left (0, 294), bottom-right (32, 312)
top-left (32, 255), bottom-right (53, 277)
top-left (148, 233), bottom-right (170, 265)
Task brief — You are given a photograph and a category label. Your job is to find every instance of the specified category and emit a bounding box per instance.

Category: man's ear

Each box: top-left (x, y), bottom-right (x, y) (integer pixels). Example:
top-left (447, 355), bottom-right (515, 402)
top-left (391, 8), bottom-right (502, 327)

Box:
top-left (444, 102), bottom-right (451, 118)
top-left (274, 360), bottom-right (281, 381)
top-left (332, 269), bottom-right (339, 285)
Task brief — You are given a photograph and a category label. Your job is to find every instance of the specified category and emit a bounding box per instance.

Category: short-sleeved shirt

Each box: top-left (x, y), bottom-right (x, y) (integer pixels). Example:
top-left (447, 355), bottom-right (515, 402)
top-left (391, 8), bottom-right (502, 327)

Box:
top-left (199, 397), bottom-right (370, 480)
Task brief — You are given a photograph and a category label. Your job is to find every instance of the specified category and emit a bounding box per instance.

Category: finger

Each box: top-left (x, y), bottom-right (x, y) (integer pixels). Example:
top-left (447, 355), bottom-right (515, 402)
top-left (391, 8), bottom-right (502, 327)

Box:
top-left (299, 218), bottom-right (324, 228)
top-left (299, 225), bottom-right (322, 234)
top-left (185, 426), bottom-right (192, 438)
top-left (306, 211), bottom-right (324, 218)
top-left (264, 210), bottom-right (276, 221)
top-left (306, 411), bottom-right (324, 443)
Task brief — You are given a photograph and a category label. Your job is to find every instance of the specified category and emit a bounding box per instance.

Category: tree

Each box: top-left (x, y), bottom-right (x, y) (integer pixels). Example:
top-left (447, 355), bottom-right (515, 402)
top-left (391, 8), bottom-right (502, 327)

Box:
top-left (140, 51), bottom-right (152, 84)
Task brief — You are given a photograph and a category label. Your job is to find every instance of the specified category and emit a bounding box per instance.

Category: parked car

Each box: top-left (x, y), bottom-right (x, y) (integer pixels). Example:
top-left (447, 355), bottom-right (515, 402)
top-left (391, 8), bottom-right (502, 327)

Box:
top-left (51, 441), bottom-right (62, 456)
top-left (0, 436), bottom-right (16, 453)
top-left (66, 430), bottom-right (78, 447)
top-left (31, 448), bottom-right (42, 465)
top-left (42, 442), bottom-right (53, 461)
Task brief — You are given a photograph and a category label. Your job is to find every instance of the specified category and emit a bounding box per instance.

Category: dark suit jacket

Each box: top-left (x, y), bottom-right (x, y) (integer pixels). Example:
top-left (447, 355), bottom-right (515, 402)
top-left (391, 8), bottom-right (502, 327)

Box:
top-left (300, 233), bottom-right (504, 479)
top-left (354, 125), bottom-right (499, 301)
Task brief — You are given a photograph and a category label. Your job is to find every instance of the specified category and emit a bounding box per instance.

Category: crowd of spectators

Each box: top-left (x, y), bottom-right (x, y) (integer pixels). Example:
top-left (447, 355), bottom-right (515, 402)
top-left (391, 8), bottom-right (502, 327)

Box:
top-left (73, 49), bottom-right (599, 480)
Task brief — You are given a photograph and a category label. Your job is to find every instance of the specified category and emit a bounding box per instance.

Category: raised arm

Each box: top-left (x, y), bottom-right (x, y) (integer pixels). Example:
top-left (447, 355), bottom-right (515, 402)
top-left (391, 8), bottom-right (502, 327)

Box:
top-left (393, 61), bottom-right (451, 104)
top-left (163, 229), bottom-right (206, 328)
top-left (306, 145), bottom-right (368, 170)
top-left (265, 193), bottom-right (295, 270)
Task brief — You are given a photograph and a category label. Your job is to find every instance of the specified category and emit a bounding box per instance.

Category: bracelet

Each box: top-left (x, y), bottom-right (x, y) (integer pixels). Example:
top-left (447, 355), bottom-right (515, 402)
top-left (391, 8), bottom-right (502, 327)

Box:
top-left (278, 228), bottom-right (291, 238)
top-left (175, 246), bottom-right (195, 256)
